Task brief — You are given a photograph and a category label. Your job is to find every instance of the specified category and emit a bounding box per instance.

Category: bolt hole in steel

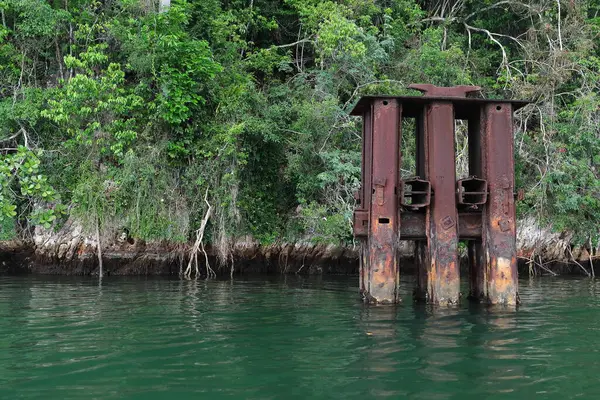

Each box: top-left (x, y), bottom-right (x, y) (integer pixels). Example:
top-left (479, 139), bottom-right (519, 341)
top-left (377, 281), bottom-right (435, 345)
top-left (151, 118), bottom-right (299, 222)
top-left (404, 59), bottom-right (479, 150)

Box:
top-left (378, 217), bottom-right (390, 224)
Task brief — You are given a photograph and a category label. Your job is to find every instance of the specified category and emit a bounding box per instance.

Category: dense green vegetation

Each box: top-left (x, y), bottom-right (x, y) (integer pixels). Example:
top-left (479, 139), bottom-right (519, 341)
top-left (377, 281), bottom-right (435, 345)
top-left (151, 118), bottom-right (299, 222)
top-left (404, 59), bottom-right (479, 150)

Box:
top-left (0, 0), bottom-right (599, 258)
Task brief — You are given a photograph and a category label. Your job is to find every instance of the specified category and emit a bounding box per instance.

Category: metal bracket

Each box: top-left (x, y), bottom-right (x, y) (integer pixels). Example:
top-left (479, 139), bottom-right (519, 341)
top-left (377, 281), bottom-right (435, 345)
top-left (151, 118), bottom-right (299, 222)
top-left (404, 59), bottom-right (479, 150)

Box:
top-left (373, 177), bottom-right (386, 206)
top-left (400, 178), bottom-right (431, 210)
top-left (353, 210), bottom-right (369, 237)
top-left (457, 176), bottom-right (488, 207)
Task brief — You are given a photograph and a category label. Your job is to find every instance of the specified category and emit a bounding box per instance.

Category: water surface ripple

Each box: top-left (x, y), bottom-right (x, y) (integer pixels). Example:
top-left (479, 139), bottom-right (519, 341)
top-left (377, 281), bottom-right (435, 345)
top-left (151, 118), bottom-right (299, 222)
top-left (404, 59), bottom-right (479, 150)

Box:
top-left (1, 275), bottom-right (599, 399)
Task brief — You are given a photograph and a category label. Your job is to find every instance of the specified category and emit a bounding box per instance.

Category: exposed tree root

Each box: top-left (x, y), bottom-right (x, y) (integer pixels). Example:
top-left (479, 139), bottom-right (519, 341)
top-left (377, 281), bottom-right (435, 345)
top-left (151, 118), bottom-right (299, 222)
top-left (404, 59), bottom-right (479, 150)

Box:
top-left (96, 216), bottom-right (103, 279)
top-left (568, 246), bottom-right (591, 277)
top-left (588, 237), bottom-right (595, 278)
top-left (183, 188), bottom-right (213, 279)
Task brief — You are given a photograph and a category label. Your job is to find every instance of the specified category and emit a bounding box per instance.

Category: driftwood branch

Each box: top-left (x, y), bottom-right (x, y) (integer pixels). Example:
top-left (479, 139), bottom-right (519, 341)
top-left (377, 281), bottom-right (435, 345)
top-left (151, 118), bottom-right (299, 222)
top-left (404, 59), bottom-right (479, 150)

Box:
top-left (519, 255), bottom-right (557, 276)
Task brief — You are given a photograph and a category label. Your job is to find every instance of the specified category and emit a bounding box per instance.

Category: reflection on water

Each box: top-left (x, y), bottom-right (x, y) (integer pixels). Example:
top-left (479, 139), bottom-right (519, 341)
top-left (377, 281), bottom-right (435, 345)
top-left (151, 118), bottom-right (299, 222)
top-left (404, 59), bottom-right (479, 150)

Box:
top-left (1, 274), bottom-right (600, 399)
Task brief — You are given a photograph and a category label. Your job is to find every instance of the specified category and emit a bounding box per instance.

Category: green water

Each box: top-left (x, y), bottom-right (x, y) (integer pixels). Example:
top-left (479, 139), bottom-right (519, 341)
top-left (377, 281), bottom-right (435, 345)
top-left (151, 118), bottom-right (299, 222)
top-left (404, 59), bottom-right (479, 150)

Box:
top-left (1, 275), bottom-right (599, 399)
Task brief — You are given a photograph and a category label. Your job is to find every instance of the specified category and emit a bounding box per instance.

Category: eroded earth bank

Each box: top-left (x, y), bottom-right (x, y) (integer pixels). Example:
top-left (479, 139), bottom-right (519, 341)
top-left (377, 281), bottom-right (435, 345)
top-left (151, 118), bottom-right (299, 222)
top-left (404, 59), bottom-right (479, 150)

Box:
top-left (0, 217), bottom-right (596, 277)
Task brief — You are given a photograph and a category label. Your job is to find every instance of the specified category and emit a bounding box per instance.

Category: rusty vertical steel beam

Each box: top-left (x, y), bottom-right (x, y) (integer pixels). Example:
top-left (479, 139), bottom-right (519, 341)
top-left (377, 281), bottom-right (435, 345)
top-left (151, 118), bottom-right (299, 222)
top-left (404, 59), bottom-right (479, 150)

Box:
top-left (408, 83), bottom-right (480, 305)
top-left (414, 109), bottom-right (429, 301)
top-left (363, 99), bottom-right (401, 304)
top-left (468, 243), bottom-right (485, 300)
top-left (363, 108), bottom-right (374, 211)
top-left (482, 103), bottom-right (518, 305)
top-left (467, 110), bottom-right (485, 301)
top-left (422, 101), bottom-right (460, 305)
top-left (359, 108), bottom-right (373, 295)
top-left (415, 112), bottom-right (426, 179)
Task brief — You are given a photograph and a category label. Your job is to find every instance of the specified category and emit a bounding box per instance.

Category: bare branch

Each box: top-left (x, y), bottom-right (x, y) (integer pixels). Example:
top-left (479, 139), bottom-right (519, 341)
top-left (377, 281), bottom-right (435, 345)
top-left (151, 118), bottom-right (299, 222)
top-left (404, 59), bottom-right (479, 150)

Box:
top-left (0, 129), bottom-right (24, 143)
top-left (275, 38), bottom-right (314, 49)
top-left (556, 0), bottom-right (563, 50)
top-left (465, 1), bottom-right (541, 21)
top-left (464, 23), bottom-right (511, 86)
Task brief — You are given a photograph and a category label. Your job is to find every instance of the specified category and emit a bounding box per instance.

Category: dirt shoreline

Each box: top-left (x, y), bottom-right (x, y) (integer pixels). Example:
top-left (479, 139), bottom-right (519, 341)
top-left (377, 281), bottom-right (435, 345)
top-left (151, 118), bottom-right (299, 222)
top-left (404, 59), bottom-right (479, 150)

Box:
top-left (0, 238), bottom-right (360, 276)
top-left (0, 216), bottom-right (595, 277)
top-left (0, 237), bottom-right (593, 277)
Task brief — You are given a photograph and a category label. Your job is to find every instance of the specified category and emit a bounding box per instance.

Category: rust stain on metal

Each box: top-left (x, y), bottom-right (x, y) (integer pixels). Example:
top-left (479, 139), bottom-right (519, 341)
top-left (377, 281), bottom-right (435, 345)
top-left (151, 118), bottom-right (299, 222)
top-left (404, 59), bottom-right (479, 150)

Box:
top-left (422, 101), bottom-right (460, 305)
top-left (364, 99), bottom-right (400, 304)
top-left (468, 242), bottom-right (486, 301)
top-left (498, 219), bottom-right (511, 232)
top-left (352, 85), bottom-right (526, 306)
top-left (399, 212), bottom-right (484, 240)
top-left (457, 177), bottom-right (488, 207)
top-left (368, 218), bottom-right (398, 304)
top-left (353, 210), bottom-right (369, 237)
top-left (400, 178), bottom-right (431, 209)
top-left (482, 103), bottom-right (518, 305)
top-left (374, 177), bottom-right (386, 206)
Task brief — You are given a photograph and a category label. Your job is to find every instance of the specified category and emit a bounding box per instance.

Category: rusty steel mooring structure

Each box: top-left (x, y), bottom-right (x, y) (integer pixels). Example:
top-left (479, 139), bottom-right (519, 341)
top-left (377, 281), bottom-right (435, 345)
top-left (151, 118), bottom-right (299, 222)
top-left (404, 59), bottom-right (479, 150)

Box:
top-left (352, 84), bottom-right (528, 306)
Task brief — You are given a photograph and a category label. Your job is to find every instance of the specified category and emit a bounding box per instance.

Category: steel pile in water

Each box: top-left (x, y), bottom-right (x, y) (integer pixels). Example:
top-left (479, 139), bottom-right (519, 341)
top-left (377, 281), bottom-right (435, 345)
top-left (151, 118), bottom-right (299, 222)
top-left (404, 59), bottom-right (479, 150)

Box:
top-left (351, 84), bottom-right (528, 305)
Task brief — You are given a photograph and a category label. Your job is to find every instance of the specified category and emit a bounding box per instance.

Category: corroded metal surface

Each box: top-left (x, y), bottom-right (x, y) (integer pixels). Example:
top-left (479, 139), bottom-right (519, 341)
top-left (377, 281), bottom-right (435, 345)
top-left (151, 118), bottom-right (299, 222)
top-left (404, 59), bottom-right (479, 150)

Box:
top-left (350, 95), bottom-right (528, 118)
top-left (400, 178), bottom-right (431, 209)
top-left (457, 177), bottom-right (488, 207)
top-left (353, 84), bottom-right (525, 306)
top-left (468, 242), bottom-right (486, 301)
top-left (363, 109), bottom-right (373, 209)
top-left (399, 212), bottom-right (481, 240)
top-left (359, 108), bottom-right (373, 296)
top-left (363, 99), bottom-right (400, 304)
top-left (423, 102), bottom-right (460, 305)
top-left (466, 112), bottom-right (485, 302)
top-left (353, 210), bottom-right (369, 237)
top-left (482, 103), bottom-right (518, 305)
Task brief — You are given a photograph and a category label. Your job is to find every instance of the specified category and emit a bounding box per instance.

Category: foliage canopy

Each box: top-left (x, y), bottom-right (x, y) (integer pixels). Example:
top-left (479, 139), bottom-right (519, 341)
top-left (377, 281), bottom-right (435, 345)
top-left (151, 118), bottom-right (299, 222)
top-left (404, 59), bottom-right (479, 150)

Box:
top-left (0, 0), bottom-right (599, 250)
